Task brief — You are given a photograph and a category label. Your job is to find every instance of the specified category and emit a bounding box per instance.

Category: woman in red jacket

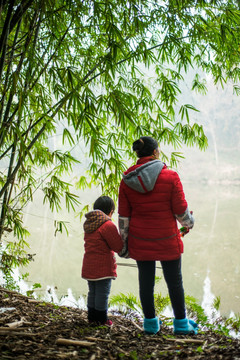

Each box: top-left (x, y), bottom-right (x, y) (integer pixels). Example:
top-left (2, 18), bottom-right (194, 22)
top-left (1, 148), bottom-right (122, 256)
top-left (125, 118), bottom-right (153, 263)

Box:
top-left (82, 196), bottom-right (123, 325)
top-left (118, 136), bottom-right (198, 335)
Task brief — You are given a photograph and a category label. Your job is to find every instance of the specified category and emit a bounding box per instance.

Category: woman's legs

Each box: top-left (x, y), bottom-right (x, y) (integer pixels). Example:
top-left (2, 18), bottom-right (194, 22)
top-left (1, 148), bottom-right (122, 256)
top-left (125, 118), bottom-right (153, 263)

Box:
top-left (136, 261), bottom-right (156, 319)
top-left (161, 257), bottom-right (186, 319)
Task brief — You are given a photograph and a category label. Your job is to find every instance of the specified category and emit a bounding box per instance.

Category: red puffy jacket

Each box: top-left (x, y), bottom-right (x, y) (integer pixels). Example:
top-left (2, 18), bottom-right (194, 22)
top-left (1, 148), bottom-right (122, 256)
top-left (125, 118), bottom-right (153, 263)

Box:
top-left (81, 210), bottom-right (123, 280)
top-left (118, 157), bottom-right (193, 261)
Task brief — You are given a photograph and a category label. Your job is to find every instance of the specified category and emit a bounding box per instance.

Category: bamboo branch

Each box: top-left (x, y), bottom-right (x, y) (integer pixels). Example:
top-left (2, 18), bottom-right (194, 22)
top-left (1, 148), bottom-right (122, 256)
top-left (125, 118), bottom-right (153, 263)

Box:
top-left (0, 18), bottom-right (21, 126)
top-left (56, 338), bottom-right (96, 347)
top-left (0, 129), bottom-right (17, 239)
top-left (130, 320), bottom-right (142, 331)
top-left (28, 22), bottom-right (72, 93)
top-left (0, 122), bottom-right (46, 198)
top-left (85, 337), bottom-right (116, 343)
top-left (0, 92), bottom-right (68, 160)
top-left (165, 337), bottom-right (204, 344)
top-left (0, 329), bottom-right (41, 337)
top-left (0, 9), bottom-right (40, 148)
top-left (9, 0), bottom-right (34, 35)
top-left (115, 346), bottom-right (129, 356)
top-left (83, 35), bottom-right (190, 86)
top-left (0, 2), bottom-right (3, 19)
top-left (0, 0), bottom-right (14, 57)
top-left (6, 319), bottom-right (32, 328)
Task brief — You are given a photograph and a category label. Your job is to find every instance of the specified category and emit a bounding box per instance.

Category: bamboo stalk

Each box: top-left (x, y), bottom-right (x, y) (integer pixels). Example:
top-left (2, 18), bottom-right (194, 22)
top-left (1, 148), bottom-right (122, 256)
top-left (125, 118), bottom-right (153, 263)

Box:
top-left (89, 354), bottom-right (96, 360)
top-left (0, 122), bottom-right (46, 198)
top-left (6, 319), bottom-right (32, 328)
top-left (0, 18), bottom-right (21, 126)
top-left (0, 327), bottom-right (20, 331)
top-left (85, 336), bottom-right (115, 343)
top-left (165, 337), bottom-right (204, 344)
top-left (0, 9), bottom-right (39, 149)
top-left (0, 330), bottom-right (40, 337)
top-left (130, 320), bottom-right (142, 331)
top-left (27, 299), bottom-right (42, 303)
top-left (9, 0), bottom-right (34, 35)
top-left (0, 0), bottom-right (14, 70)
top-left (115, 346), bottom-right (129, 356)
top-left (0, 138), bottom-right (17, 239)
top-left (56, 338), bottom-right (95, 347)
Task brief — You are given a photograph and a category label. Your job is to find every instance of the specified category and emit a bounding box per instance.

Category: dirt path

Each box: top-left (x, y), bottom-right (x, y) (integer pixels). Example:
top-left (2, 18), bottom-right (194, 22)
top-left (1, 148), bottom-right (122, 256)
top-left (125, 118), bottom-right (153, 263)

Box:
top-left (0, 287), bottom-right (239, 359)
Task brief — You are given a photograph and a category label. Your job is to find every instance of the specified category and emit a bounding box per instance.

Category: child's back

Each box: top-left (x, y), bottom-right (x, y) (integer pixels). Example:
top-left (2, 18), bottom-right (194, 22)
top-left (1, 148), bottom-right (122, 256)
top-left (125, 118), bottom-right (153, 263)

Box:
top-left (81, 196), bottom-right (123, 325)
top-left (82, 209), bottom-right (123, 280)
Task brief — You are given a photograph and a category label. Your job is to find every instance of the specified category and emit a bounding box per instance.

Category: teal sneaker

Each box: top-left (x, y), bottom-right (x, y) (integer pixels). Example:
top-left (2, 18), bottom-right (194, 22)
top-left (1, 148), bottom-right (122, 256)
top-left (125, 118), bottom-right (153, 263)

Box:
top-left (173, 318), bottom-right (198, 335)
top-left (143, 317), bottom-right (160, 334)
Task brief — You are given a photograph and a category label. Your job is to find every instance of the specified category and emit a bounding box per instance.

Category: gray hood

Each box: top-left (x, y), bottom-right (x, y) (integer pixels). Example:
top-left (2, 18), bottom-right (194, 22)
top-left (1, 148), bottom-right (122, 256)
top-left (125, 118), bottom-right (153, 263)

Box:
top-left (123, 160), bottom-right (164, 193)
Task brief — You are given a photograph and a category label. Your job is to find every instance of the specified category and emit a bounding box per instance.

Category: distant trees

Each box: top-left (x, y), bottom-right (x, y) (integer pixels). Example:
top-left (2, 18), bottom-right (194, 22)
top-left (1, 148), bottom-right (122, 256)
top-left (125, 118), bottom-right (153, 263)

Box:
top-left (1, 0), bottom-right (240, 282)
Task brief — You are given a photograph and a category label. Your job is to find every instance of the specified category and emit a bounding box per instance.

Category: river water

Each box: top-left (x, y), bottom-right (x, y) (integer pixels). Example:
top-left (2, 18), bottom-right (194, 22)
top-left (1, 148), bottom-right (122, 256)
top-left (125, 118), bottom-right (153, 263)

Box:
top-left (17, 160), bottom-right (240, 318)
top-left (4, 79), bottom-right (238, 318)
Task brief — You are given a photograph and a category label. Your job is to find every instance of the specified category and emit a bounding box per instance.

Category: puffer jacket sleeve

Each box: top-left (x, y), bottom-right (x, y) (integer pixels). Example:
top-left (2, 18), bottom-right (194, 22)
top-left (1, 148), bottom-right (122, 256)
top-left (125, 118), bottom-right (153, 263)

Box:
top-left (171, 172), bottom-right (188, 213)
top-left (175, 207), bottom-right (194, 229)
top-left (171, 172), bottom-right (194, 229)
top-left (118, 216), bottom-right (130, 258)
top-left (118, 179), bottom-right (131, 217)
top-left (99, 221), bottom-right (123, 253)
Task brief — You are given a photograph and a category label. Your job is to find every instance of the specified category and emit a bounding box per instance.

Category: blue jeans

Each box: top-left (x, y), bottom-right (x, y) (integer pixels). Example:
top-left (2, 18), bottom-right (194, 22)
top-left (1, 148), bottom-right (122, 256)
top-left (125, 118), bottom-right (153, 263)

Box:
top-left (137, 257), bottom-right (186, 319)
top-left (87, 279), bottom-right (112, 311)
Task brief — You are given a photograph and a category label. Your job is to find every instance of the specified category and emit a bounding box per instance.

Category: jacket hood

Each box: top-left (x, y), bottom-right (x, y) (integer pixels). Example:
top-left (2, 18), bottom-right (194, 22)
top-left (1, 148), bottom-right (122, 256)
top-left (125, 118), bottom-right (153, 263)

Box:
top-left (83, 210), bottom-right (111, 233)
top-left (123, 159), bottom-right (164, 193)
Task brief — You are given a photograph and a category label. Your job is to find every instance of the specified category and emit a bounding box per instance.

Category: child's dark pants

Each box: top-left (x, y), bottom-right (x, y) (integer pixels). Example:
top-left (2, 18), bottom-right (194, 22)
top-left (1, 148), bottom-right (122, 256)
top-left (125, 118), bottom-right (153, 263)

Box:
top-left (87, 278), bottom-right (112, 310)
top-left (87, 278), bottom-right (112, 323)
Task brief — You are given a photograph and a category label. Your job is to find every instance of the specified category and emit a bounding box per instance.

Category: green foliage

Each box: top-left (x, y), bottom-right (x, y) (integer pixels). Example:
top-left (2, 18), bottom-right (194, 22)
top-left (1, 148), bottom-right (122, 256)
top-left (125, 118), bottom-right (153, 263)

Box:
top-left (129, 350), bottom-right (138, 360)
top-left (225, 314), bottom-right (240, 333)
top-left (54, 220), bottom-right (70, 236)
top-left (213, 296), bottom-right (221, 311)
top-left (109, 292), bottom-right (142, 315)
top-left (154, 293), bottom-right (171, 315)
top-left (0, 242), bottom-right (34, 290)
top-left (184, 295), bottom-right (240, 337)
top-left (185, 295), bottom-right (208, 325)
top-left (26, 282), bottom-right (42, 297)
top-left (110, 290), bottom-right (240, 337)
top-left (1, 0), bottom-right (240, 284)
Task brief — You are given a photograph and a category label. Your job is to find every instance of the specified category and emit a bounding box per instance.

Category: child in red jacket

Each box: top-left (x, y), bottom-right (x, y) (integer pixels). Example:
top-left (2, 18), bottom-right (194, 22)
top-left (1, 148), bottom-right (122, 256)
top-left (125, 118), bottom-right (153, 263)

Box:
top-left (82, 196), bottom-right (123, 325)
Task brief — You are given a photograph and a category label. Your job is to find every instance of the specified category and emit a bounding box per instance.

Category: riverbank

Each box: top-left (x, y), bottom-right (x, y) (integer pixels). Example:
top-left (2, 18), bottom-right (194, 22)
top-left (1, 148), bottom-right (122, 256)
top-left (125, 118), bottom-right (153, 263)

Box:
top-left (0, 287), bottom-right (239, 359)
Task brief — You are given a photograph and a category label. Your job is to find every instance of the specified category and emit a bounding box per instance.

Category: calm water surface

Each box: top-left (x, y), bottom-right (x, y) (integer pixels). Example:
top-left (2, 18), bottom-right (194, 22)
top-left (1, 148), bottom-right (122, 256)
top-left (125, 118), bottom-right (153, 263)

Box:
top-left (19, 181), bottom-right (240, 317)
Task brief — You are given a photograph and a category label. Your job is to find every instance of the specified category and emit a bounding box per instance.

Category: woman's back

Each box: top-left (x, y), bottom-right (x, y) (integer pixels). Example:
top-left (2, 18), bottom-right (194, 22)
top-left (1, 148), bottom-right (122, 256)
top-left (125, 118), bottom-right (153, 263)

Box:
top-left (118, 157), bottom-right (188, 261)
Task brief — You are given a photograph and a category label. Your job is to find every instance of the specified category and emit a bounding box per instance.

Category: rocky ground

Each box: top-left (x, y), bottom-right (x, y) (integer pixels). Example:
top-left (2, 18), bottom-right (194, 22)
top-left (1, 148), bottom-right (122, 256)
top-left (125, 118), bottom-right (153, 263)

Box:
top-left (0, 286), bottom-right (240, 359)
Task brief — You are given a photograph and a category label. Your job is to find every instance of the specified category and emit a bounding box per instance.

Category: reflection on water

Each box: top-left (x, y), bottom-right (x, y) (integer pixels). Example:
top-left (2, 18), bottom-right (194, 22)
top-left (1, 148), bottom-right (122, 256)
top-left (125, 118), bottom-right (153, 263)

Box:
top-left (15, 181), bottom-right (240, 318)
top-left (201, 274), bottom-right (220, 320)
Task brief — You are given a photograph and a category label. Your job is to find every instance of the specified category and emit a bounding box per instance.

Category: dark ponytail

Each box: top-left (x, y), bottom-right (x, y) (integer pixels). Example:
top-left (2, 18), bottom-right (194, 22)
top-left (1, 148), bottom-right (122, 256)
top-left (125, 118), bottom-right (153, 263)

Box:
top-left (132, 136), bottom-right (158, 157)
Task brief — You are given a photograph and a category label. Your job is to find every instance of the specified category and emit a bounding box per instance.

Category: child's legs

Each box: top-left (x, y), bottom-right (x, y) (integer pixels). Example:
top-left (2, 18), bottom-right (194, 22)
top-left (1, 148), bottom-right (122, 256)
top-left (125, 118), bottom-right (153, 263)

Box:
top-left (87, 281), bottom-right (96, 309)
top-left (93, 279), bottom-right (112, 311)
top-left (160, 257), bottom-right (186, 319)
